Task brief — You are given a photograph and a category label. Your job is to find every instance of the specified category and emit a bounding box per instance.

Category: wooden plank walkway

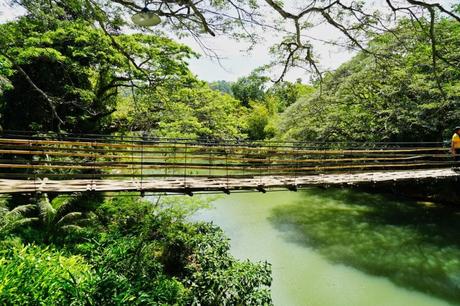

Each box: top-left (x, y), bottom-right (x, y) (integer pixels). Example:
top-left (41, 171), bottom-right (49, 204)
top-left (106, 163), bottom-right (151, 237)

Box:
top-left (1, 168), bottom-right (458, 194)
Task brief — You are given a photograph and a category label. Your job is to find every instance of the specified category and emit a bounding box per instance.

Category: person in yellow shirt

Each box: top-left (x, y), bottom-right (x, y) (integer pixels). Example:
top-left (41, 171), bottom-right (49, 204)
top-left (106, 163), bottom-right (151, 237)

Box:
top-left (451, 126), bottom-right (460, 162)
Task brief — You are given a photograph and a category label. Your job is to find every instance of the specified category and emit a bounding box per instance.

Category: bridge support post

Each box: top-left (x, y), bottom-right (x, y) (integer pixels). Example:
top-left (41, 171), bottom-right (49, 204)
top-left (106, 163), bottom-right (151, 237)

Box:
top-left (184, 187), bottom-right (193, 197)
top-left (225, 146), bottom-right (229, 191)
top-left (256, 185), bottom-right (266, 193)
top-left (141, 132), bottom-right (147, 192)
top-left (184, 142), bottom-right (188, 190)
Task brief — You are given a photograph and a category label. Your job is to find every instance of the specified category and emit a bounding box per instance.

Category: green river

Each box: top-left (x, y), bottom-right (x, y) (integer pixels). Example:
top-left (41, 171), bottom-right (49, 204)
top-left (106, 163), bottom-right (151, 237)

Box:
top-left (193, 188), bottom-right (460, 306)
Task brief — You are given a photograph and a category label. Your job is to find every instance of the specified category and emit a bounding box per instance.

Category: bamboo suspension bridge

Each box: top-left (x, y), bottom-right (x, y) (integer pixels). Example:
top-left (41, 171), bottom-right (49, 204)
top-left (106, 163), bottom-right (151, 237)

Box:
top-left (0, 132), bottom-right (459, 195)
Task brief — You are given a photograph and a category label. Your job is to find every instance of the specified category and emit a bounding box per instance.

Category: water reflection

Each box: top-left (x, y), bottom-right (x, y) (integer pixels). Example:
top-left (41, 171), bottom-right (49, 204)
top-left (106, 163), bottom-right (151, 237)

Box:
top-left (269, 188), bottom-right (460, 304)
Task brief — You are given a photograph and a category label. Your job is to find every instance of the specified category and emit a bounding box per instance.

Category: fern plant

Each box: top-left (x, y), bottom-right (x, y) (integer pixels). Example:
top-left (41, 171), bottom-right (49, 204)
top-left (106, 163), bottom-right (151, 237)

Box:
top-left (36, 194), bottom-right (89, 242)
top-left (0, 203), bottom-right (37, 237)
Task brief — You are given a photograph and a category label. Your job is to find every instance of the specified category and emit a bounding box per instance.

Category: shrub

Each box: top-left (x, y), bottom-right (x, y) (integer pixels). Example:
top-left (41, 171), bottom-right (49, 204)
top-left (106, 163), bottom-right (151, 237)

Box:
top-left (0, 238), bottom-right (94, 305)
top-left (0, 194), bottom-right (273, 305)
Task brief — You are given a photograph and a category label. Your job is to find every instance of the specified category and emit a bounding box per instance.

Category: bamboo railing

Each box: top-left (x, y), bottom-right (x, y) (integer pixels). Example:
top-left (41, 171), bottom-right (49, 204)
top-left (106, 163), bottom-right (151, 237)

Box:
top-left (0, 132), bottom-right (455, 182)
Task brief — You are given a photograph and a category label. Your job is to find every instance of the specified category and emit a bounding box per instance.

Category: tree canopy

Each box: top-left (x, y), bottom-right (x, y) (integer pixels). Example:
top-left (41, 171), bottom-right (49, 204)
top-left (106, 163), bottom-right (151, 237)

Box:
top-left (278, 17), bottom-right (460, 142)
top-left (4, 0), bottom-right (460, 82)
top-left (0, 16), bottom-right (196, 133)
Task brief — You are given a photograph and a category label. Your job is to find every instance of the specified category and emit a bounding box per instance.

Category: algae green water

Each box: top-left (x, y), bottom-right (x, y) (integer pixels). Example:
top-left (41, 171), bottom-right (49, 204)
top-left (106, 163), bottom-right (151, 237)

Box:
top-left (194, 188), bottom-right (460, 306)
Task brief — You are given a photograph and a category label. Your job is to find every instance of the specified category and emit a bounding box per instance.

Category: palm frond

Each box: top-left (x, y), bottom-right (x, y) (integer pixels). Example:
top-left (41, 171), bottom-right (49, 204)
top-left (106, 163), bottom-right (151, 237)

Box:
top-left (10, 217), bottom-right (39, 227)
top-left (37, 194), bottom-right (55, 224)
top-left (56, 212), bottom-right (83, 227)
top-left (74, 217), bottom-right (93, 226)
top-left (59, 224), bottom-right (83, 232)
top-left (52, 196), bottom-right (73, 214)
top-left (0, 217), bottom-right (38, 234)
top-left (8, 204), bottom-right (36, 216)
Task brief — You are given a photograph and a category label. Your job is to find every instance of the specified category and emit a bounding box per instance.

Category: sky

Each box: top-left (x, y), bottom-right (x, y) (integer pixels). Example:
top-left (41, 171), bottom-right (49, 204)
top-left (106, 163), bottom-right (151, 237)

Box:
top-left (186, 0), bottom-right (455, 83)
top-left (180, 25), bottom-right (354, 83)
top-left (174, 0), bottom-right (357, 82)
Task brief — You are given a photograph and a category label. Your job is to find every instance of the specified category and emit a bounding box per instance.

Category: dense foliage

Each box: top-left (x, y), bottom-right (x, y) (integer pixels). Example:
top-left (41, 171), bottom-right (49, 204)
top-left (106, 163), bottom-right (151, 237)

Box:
top-left (278, 18), bottom-right (460, 142)
top-left (0, 239), bottom-right (94, 305)
top-left (218, 72), bottom-right (314, 141)
top-left (117, 83), bottom-right (247, 140)
top-left (0, 17), bottom-right (195, 133)
top-left (0, 195), bottom-right (272, 305)
top-left (2, 1), bottom-right (459, 305)
top-left (5, 0), bottom-right (460, 85)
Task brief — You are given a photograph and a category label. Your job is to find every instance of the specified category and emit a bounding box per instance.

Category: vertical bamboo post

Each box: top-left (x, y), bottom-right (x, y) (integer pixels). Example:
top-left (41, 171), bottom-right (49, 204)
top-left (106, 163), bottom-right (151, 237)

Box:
top-left (226, 145), bottom-right (229, 190)
top-left (184, 142), bottom-right (188, 188)
top-left (208, 141), bottom-right (212, 177)
top-left (91, 140), bottom-right (96, 191)
top-left (141, 134), bottom-right (144, 192)
top-left (140, 131), bottom-right (147, 195)
top-left (173, 140), bottom-right (177, 177)
top-left (131, 136), bottom-right (135, 183)
top-left (267, 141), bottom-right (271, 177)
top-left (241, 141), bottom-right (245, 178)
top-left (259, 144), bottom-right (262, 186)
top-left (31, 139), bottom-right (37, 193)
top-left (164, 139), bottom-right (167, 179)
top-left (294, 144), bottom-right (299, 183)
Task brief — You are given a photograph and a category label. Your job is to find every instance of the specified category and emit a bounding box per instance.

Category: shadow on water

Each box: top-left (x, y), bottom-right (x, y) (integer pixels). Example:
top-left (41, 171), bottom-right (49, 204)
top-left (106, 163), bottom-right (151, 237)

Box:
top-left (269, 188), bottom-right (460, 304)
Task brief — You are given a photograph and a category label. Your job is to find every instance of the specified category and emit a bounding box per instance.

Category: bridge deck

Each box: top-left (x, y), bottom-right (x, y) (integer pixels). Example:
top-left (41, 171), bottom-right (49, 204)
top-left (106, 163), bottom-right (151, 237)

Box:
top-left (1, 168), bottom-right (458, 194)
top-left (0, 134), bottom-right (458, 194)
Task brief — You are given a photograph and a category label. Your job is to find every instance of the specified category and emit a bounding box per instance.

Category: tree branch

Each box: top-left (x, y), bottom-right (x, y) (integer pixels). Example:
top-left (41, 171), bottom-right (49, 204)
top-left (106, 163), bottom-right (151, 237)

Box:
top-left (1, 51), bottom-right (64, 128)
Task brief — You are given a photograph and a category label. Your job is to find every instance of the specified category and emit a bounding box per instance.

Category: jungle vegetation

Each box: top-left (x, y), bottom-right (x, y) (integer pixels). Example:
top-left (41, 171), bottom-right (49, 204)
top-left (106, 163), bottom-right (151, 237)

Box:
top-left (278, 17), bottom-right (460, 142)
top-left (0, 0), bottom-right (459, 304)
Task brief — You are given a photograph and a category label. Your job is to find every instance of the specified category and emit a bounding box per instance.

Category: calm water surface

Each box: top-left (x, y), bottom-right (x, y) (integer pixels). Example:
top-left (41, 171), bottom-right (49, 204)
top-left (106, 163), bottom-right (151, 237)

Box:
top-left (194, 188), bottom-right (460, 306)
